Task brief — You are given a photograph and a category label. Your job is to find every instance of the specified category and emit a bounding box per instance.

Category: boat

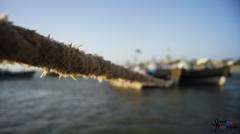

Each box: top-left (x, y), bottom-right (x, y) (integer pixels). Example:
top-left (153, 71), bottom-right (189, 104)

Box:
top-left (0, 70), bottom-right (35, 80)
top-left (124, 57), bottom-right (233, 87)
top-left (179, 67), bottom-right (229, 86)
top-left (146, 62), bottom-right (182, 86)
top-left (146, 59), bottom-right (230, 86)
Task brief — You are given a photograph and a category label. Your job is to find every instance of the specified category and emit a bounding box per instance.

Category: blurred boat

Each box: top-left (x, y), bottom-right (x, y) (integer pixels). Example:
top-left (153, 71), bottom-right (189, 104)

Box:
top-left (125, 57), bottom-right (234, 88)
top-left (146, 62), bottom-right (182, 86)
top-left (179, 67), bottom-right (229, 86)
top-left (146, 59), bottom-right (231, 86)
top-left (0, 70), bottom-right (35, 80)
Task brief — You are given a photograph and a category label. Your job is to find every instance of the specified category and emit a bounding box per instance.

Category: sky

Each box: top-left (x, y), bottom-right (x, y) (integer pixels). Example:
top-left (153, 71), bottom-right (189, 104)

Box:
top-left (0, 0), bottom-right (240, 64)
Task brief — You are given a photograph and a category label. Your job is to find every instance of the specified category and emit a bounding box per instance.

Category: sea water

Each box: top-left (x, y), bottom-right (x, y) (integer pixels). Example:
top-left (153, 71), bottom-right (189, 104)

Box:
top-left (0, 75), bottom-right (240, 134)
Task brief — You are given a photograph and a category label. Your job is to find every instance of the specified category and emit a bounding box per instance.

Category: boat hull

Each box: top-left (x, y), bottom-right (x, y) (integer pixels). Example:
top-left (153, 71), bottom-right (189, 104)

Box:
top-left (147, 68), bottom-right (182, 86)
top-left (0, 71), bottom-right (35, 80)
top-left (180, 67), bottom-right (228, 86)
top-left (180, 76), bottom-right (226, 86)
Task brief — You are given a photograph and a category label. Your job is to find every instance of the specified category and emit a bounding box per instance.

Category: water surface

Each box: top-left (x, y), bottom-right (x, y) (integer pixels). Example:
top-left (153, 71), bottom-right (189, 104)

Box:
top-left (0, 76), bottom-right (240, 134)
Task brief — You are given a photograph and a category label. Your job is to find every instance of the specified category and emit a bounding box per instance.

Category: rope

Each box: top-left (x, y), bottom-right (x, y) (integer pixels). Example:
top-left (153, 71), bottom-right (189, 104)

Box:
top-left (0, 18), bottom-right (173, 88)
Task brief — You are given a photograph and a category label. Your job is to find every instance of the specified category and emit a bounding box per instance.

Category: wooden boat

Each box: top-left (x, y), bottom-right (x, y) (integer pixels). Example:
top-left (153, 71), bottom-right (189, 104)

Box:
top-left (0, 70), bottom-right (35, 80)
top-left (146, 66), bottom-right (182, 86)
top-left (179, 67), bottom-right (230, 86)
top-left (147, 64), bottom-right (230, 86)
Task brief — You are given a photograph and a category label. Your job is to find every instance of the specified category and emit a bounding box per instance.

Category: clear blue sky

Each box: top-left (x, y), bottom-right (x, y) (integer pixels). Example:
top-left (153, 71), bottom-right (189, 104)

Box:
top-left (1, 0), bottom-right (240, 64)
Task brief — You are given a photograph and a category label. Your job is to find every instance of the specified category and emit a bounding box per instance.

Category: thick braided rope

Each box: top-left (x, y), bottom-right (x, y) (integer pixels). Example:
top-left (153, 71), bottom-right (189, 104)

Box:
top-left (0, 18), bottom-right (172, 88)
